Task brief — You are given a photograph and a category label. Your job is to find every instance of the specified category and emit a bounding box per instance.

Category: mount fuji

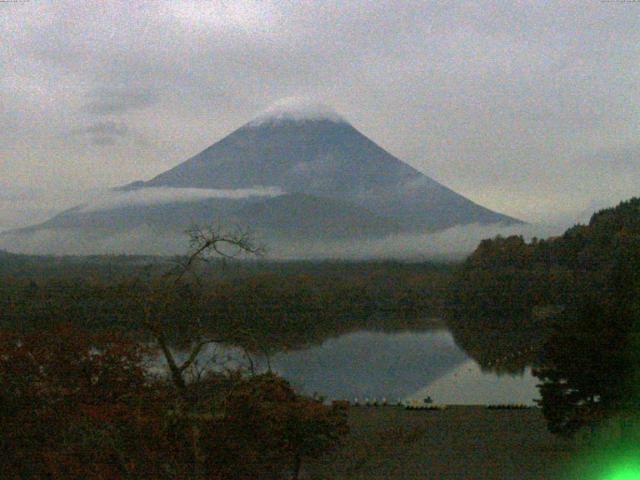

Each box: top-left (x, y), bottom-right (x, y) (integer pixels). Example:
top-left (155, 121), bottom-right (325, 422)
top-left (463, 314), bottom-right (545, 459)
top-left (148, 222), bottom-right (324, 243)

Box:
top-left (2, 99), bottom-right (520, 256)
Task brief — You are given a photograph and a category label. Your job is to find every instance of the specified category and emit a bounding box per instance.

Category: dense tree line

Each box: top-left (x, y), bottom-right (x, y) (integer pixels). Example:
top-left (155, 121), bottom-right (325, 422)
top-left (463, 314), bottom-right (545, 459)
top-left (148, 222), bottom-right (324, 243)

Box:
top-left (447, 198), bottom-right (640, 435)
top-left (0, 263), bottom-right (450, 352)
top-left (534, 223), bottom-right (640, 437)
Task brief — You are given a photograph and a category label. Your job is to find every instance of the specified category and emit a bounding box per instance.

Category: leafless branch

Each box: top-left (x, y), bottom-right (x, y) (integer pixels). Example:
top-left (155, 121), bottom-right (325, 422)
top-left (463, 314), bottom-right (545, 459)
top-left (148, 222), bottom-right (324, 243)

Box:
top-left (164, 224), bottom-right (264, 286)
top-left (178, 339), bottom-right (219, 373)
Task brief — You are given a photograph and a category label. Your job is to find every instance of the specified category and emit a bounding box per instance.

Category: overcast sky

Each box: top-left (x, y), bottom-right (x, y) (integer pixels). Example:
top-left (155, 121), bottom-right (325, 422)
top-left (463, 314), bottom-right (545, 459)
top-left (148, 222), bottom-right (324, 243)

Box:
top-left (1, 0), bottom-right (639, 229)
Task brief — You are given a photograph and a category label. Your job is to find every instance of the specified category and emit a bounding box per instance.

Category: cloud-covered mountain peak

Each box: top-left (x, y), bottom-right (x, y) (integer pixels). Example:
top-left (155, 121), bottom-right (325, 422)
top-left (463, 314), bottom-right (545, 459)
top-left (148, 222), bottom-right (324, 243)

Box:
top-left (2, 102), bottom-right (522, 256)
top-left (248, 97), bottom-right (346, 126)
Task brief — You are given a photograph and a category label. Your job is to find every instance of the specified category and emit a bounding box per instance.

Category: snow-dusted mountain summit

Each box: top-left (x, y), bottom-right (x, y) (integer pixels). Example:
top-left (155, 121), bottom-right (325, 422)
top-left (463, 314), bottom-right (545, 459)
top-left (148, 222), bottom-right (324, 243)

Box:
top-left (3, 99), bottom-right (520, 256)
top-left (144, 100), bottom-right (517, 231)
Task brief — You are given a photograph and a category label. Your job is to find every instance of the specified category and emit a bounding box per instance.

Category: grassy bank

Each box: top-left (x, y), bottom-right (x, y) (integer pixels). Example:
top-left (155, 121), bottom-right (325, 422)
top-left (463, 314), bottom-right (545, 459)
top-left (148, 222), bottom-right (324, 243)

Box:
top-left (306, 406), bottom-right (577, 479)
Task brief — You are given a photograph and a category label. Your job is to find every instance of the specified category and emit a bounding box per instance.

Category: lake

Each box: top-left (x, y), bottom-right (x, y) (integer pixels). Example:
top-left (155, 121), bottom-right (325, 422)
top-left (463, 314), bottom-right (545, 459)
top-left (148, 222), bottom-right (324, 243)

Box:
top-left (169, 326), bottom-right (541, 406)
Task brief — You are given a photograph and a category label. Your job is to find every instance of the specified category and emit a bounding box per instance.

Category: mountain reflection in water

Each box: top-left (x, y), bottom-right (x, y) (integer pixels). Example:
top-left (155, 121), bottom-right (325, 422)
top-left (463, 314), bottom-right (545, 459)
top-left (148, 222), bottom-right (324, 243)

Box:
top-left (169, 326), bottom-right (540, 405)
top-left (269, 330), bottom-right (466, 401)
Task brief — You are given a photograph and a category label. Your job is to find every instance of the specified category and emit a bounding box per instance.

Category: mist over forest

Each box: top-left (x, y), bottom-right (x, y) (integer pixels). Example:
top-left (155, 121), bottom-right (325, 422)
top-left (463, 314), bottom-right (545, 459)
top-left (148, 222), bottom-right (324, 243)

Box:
top-left (0, 217), bottom-right (565, 260)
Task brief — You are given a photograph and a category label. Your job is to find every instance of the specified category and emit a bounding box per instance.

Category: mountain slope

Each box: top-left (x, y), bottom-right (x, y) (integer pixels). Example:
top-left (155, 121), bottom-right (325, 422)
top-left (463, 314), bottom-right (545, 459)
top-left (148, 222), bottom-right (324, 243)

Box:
top-left (146, 118), bottom-right (418, 193)
top-left (231, 193), bottom-right (400, 239)
top-left (2, 101), bottom-right (522, 256)
top-left (145, 114), bottom-right (518, 231)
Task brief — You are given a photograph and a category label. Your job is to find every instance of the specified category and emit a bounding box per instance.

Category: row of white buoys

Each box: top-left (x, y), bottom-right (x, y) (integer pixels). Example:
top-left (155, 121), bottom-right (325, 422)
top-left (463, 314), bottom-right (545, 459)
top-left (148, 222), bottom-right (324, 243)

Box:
top-left (351, 397), bottom-right (390, 407)
top-left (403, 399), bottom-right (446, 411)
top-left (486, 404), bottom-right (531, 410)
top-left (349, 397), bottom-right (446, 410)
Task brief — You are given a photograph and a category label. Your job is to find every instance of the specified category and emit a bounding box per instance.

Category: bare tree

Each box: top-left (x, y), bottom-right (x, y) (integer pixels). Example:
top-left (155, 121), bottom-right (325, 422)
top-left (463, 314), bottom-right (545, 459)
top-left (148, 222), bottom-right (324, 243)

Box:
top-left (139, 225), bottom-right (263, 479)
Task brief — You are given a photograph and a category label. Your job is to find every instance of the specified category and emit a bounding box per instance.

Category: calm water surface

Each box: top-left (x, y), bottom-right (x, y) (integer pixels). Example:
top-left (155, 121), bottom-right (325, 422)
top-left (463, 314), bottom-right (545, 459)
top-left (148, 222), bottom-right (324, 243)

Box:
top-left (171, 327), bottom-right (540, 405)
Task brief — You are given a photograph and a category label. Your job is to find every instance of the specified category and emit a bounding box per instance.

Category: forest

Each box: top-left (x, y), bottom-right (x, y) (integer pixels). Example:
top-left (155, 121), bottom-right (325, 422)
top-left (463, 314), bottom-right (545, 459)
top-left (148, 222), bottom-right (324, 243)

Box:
top-left (0, 237), bottom-right (452, 479)
top-left (446, 198), bottom-right (640, 437)
top-left (2, 198), bottom-right (640, 477)
top-left (0, 257), bottom-right (451, 350)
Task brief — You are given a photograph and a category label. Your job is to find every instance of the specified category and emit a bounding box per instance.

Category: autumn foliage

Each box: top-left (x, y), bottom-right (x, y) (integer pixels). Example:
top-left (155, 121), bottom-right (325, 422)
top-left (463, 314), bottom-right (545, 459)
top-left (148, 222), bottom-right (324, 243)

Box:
top-left (0, 323), bottom-right (159, 478)
top-left (0, 324), bottom-right (348, 479)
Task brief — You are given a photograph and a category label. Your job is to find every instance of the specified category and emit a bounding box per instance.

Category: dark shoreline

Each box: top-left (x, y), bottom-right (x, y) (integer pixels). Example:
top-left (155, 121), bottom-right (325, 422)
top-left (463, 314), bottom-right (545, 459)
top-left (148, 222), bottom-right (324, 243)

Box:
top-left (306, 405), bottom-right (577, 480)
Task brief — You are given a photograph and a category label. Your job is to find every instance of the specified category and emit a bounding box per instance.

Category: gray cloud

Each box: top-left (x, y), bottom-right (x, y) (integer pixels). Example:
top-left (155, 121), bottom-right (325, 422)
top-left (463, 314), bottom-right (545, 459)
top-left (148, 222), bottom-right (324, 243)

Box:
top-left (72, 120), bottom-right (129, 146)
top-left (589, 144), bottom-right (640, 170)
top-left (265, 222), bottom-right (565, 261)
top-left (91, 136), bottom-right (118, 146)
top-left (83, 87), bottom-right (159, 115)
top-left (85, 121), bottom-right (129, 137)
top-left (80, 186), bottom-right (284, 212)
top-left (1, 0), bottom-right (639, 225)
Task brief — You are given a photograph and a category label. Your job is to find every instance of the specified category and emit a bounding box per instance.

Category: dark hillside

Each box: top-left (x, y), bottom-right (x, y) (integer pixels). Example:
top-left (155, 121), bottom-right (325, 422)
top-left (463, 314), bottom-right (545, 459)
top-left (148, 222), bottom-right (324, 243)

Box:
top-left (446, 197), bottom-right (640, 371)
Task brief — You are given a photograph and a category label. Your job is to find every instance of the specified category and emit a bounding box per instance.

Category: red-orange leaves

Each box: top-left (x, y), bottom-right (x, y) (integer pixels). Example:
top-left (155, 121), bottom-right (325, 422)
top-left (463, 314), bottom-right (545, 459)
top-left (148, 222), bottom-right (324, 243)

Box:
top-left (204, 373), bottom-right (348, 480)
top-left (0, 326), bottom-right (348, 480)
top-left (0, 324), bottom-right (159, 479)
